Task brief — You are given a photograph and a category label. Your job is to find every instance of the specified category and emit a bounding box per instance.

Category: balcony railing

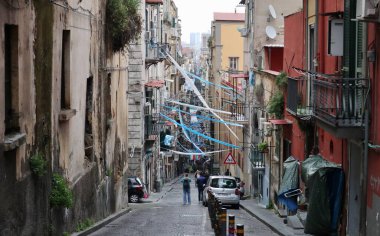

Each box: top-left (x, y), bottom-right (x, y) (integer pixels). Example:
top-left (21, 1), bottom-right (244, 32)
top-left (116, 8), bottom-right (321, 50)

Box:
top-left (145, 115), bottom-right (159, 141)
top-left (221, 99), bottom-right (248, 122)
top-left (313, 77), bottom-right (368, 127)
top-left (250, 150), bottom-right (265, 169)
top-left (146, 43), bottom-right (168, 65)
top-left (287, 77), bottom-right (313, 117)
top-left (230, 103), bottom-right (248, 122)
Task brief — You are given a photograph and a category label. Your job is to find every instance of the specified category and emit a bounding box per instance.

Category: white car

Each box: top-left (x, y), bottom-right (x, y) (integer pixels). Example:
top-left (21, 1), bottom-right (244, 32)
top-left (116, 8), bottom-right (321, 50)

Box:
top-left (202, 176), bottom-right (240, 209)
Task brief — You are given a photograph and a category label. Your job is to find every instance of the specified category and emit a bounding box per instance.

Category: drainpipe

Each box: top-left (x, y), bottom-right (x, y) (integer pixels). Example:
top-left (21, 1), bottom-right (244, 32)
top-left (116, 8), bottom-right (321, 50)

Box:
top-left (360, 22), bottom-right (368, 236)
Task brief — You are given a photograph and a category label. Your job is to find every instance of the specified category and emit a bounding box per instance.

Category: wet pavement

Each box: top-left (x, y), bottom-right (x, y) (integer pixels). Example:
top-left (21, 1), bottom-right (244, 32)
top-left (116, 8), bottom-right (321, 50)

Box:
top-left (79, 176), bottom-right (278, 236)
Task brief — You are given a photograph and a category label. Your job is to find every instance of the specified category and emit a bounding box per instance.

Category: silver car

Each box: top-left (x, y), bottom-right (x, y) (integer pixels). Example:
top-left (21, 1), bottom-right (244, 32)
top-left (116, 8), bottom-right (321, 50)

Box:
top-left (202, 176), bottom-right (240, 209)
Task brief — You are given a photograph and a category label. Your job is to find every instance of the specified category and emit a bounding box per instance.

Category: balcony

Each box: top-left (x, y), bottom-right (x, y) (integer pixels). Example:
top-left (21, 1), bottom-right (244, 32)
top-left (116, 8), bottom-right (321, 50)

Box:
top-left (286, 77), bottom-right (313, 118)
top-left (170, 28), bottom-right (179, 39)
top-left (145, 43), bottom-right (168, 67)
top-left (250, 149), bottom-right (265, 170)
top-left (287, 75), bottom-right (368, 138)
top-left (313, 77), bottom-right (368, 128)
top-left (222, 99), bottom-right (248, 124)
top-left (144, 115), bottom-right (159, 141)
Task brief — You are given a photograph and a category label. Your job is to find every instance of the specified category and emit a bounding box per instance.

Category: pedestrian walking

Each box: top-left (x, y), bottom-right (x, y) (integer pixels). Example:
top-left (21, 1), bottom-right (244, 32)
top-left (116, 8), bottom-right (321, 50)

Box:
top-left (224, 169), bottom-right (231, 176)
top-left (239, 181), bottom-right (245, 199)
top-left (196, 172), bottom-right (207, 202)
top-left (181, 173), bottom-right (191, 205)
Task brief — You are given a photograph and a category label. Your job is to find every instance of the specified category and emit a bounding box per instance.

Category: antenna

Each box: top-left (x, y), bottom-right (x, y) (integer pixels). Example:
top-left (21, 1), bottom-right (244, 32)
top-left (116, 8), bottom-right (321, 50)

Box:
top-left (265, 26), bottom-right (277, 39)
top-left (268, 4), bottom-right (277, 19)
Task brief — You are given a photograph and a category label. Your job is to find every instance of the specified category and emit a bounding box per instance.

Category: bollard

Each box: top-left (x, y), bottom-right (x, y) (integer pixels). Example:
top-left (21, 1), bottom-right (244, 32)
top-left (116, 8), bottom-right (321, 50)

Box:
top-left (236, 224), bottom-right (244, 236)
top-left (214, 197), bottom-right (221, 235)
top-left (211, 194), bottom-right (216, 229)
top-left (228, 215), bottom-right (235, 236)
top-left (218, 208), bottom-right (227, 236)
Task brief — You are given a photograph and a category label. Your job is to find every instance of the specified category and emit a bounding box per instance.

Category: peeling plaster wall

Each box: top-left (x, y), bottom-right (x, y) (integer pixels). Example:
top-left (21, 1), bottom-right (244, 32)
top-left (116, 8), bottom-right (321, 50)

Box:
top-left (0, 2), bottom-right (37, 180)
top-left (1, 0), bottom-right (130, 234)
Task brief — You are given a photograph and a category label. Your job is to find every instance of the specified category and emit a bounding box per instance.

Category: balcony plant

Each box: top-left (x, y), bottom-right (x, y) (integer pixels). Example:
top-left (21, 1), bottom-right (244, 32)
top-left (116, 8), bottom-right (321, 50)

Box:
top-left (267, 91), bottom-right (284, 118)
top-left (258, 141), bottom-right (268, 153)
top-left (275, 71), bottom-right (288, 89)
top-left (106, 0), bottom-right (142, 52)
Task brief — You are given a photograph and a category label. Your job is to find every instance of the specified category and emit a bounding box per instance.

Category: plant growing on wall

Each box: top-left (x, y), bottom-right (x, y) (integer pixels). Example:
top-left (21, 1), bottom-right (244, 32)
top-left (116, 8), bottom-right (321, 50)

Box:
top-left (275, 71), bottom-right (288, 89)
top-left (267, 91), bottom-right (284, 118)
top-left (76, 218), bottom-right (94, 232)
top-left (106, 0), bottom-right (142, 52)
top-left (258, 141), bottom-right (268, 153)
top-left (50, 174), bottom-right (73, 208)
top-left (29, 152), bottom-right (47, 177)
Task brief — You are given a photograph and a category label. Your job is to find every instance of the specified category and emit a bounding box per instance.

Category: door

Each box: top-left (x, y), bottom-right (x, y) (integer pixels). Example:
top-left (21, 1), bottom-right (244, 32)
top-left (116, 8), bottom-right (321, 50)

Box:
top-left (347, 142), bottom-right (362, 236)
top-left (260, 166), bottom-right (270, 207)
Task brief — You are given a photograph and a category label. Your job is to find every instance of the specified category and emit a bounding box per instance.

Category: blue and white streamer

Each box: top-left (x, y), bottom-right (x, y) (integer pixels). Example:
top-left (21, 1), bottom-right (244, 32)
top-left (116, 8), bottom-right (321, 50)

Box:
top-left (160, 113), bottom-right (240, 149)
top-left (165, 52), bottom-right (240, 141)
top-left (163, 105), bottom-right (243, 127)
top-left (179, 111), bottom-right (204, 154)
top-left (186, 72), bottom-right (233, 90)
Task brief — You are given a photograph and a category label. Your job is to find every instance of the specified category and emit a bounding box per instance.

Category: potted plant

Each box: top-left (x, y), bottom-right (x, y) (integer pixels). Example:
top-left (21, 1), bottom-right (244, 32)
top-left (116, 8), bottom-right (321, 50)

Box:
top-left (258, 142), bottom-right (268, 153)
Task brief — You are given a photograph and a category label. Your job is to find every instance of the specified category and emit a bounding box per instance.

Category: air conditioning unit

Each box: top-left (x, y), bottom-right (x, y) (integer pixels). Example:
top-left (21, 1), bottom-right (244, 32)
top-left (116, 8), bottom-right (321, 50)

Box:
top-left (258, 117), bottom-right (266, 131)
top-left (263, 122), bottom-right (273, 137)
top-left (144, 102), bottom-right (152, 115)
top-left (356, 0), bottom-right (378, 18)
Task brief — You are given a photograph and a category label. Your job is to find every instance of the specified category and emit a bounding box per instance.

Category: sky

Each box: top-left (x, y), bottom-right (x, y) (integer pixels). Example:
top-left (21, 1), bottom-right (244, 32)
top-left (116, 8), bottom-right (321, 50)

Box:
top-left (173, 0), bottom-right (244, 43)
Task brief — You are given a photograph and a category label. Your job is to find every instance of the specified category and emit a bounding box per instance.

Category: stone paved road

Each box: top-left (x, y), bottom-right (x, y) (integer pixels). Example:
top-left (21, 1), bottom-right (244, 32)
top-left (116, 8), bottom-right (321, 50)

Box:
top-left (89, 179), bottom-right (278, 236)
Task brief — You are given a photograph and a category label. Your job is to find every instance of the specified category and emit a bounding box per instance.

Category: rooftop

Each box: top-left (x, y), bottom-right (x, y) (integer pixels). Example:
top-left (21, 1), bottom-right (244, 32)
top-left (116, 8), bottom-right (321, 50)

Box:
top-left (214, 12), bottom-right (245, 22)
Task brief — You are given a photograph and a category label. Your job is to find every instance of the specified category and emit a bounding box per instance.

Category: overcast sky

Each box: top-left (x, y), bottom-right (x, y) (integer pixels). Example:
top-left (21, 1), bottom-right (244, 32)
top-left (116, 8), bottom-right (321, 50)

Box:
top-left (173, 0), bottom-right (244, 43)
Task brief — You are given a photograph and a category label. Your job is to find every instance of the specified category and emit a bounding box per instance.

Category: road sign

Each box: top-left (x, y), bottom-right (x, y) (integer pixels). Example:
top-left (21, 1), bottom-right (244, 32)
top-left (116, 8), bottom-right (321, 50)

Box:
top-left (224, 152), bottom-right (236, 165)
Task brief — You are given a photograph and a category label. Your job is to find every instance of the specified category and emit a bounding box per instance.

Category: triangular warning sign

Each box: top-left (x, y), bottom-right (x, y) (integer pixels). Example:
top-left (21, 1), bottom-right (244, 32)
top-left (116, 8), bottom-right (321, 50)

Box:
top-left (224, 153), bottom-right (236, 164)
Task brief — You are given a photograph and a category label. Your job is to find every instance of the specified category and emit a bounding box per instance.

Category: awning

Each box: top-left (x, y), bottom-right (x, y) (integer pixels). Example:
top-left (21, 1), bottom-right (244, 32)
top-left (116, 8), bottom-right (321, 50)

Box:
top-left (145, 80), bottom-right (165, 88)
top-left (231, 73), bottom-right (249, 79)
top-left (165, 121), bottom-right (174, 126)
top-left (146, 0), bottom-right (163, 4)
top-left (264, 44), bottom-right (284, 48)
top-left (269, 119), bottom-right (292, 125)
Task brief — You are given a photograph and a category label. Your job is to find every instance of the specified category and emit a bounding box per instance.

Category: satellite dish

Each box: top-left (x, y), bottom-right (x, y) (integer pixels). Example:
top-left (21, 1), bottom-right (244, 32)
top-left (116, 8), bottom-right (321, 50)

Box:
top-left (269, 4), bottom-right (277, 19)
top-left (266, 26), bottom-right (277, 39)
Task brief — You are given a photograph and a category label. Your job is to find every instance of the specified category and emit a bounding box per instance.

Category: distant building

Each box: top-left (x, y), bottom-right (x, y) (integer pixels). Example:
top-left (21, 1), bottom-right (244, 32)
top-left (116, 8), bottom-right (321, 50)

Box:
top-left (190, 32), bottom-right (201, 49)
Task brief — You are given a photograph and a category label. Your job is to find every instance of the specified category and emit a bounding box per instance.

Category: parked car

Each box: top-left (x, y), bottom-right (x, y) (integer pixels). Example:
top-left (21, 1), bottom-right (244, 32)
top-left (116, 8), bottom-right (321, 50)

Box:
top-left (128, 176), bottom-right (147, 203)
top-left (234, 176), bottom-right (241, 185)
top-left (202, 175), bottom-right (240, 209)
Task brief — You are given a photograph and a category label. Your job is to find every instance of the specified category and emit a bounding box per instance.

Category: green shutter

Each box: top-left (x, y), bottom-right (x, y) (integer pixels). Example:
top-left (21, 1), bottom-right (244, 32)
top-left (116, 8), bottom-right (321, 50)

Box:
top-left (343, 0), bottom-right (357, 78)
top-left (356, 22), bottom-right (363, 78)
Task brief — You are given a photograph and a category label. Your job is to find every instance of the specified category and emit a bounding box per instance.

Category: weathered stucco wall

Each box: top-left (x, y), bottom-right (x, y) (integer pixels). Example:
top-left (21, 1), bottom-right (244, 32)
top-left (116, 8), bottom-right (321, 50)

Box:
top-left (0, 0), bottom-right (131, 234)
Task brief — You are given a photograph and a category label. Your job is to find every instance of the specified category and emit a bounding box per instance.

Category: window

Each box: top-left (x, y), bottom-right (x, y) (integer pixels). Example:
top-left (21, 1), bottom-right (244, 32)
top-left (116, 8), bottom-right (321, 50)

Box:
top-left (328, 18), bottom-right (343, 56)
top-left (61, 30), bottom-right (71, 109)
top-left (4, 24), bottom-right (19, 134)
top-left (84, 76), bottom-right (93, 161)
top-left (229, 57), bottom-right (239, 71)
top-left (210, 178), bottom-right (237, 188)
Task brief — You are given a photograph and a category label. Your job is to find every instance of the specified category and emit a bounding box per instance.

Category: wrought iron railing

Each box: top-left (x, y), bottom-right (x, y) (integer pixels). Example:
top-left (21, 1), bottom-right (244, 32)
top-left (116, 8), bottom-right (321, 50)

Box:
top-left (221, 99), bottom-right (248, 121)
top-left (145, 115), bottom-right (160, 140)
top-left (146, 43), bottom-right (169, 62)
top-left (313, 77), bottom-right (368, 127)
top-left (250, 149), bottom-right (265, 169)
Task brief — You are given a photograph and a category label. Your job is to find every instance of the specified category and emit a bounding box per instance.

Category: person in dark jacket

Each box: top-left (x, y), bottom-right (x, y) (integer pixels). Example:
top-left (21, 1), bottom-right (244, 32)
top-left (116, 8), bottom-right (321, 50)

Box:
top-left (196, 173), bottom-right (207, 202)
top-left (181, 174), bottom-right (191, 205)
